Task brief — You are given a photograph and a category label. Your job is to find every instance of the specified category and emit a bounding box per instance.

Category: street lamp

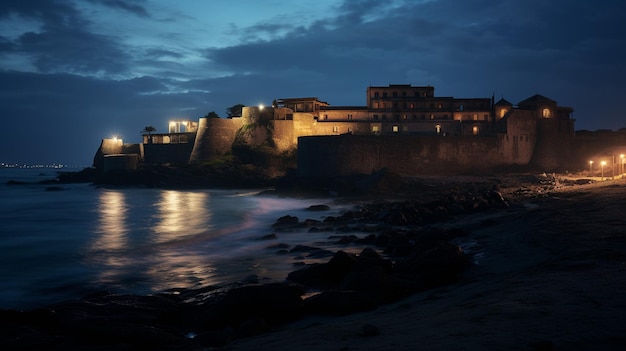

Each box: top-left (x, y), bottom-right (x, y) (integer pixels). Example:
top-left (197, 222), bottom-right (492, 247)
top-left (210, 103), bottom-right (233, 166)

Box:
top-left (589, 160), bottom-right (593, 173)
top-left (601, 160), bottom-right (607, 180)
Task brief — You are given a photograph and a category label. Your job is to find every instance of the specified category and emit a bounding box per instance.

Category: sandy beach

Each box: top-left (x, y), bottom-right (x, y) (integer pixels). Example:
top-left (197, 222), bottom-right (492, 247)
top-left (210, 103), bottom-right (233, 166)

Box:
top-left (223, 176), bottom-right (626, 351)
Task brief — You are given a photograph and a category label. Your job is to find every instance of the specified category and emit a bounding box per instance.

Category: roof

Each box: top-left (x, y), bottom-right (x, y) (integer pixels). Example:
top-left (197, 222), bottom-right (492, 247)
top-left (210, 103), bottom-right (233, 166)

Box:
top-left (518, 94), bottom-right (557, 105)
top-left (495, 98), bottom-right (513, 106)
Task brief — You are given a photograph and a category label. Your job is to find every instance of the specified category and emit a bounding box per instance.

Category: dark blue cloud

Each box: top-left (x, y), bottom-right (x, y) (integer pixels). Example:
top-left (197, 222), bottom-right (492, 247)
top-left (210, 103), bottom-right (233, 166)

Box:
top-left (1, 0), bottom-right (625, 165)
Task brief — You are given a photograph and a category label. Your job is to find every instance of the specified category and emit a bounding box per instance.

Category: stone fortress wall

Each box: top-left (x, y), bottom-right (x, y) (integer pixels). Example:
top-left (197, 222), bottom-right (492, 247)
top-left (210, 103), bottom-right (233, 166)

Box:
top-left (95, 84), bottom-right (626, 176)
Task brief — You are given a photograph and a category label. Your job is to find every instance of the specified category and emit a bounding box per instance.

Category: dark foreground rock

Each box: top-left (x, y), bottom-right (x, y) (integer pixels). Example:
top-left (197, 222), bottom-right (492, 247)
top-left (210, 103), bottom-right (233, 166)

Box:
top-left (1, 283), bottom-right (305, 351)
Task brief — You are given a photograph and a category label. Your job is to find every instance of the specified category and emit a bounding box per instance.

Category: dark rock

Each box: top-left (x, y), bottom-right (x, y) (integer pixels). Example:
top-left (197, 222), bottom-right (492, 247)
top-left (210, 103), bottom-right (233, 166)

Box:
top-left (235, 316), bottom-right (267, 338)
top-left (302, 218), bottom-right (323, 226)
top-left (210, 283), bottom-right (305, 326)
top-left (257, 233), bottom-right (277, 240)
top-left (394, 241), bottom-right (470, 288)
top-left (307, 204), bottom-right (330, 211)
top-left (304, 291), bottom-right (378, 315)
top-left (193, 329), bottom-right (232, 347)
top-left (272, 215), bottom-right (299, 228)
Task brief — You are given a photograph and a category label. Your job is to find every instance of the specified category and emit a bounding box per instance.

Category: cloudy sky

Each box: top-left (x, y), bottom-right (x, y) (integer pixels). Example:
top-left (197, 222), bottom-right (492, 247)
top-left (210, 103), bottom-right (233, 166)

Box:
top-left (1, 0), bottom-right (624, 166)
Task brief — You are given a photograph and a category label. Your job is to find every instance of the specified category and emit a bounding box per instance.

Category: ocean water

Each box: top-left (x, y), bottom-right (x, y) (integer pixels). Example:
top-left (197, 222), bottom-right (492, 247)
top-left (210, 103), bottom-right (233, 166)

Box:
top-left (0, 167), bottom-right (348, 310)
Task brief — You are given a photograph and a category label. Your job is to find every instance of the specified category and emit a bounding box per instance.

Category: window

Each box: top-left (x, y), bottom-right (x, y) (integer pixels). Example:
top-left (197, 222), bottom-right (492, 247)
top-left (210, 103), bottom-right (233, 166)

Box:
top-left (324, 114), bottom-right (328, 120)
top-left (500, 109), bottom-right (508, 118)
top-left (473, 114), bottom-right (478, 121)
top-left (435, 124), bottom-right (441, 134)
top-left (459, 104), bottom-right (464, 111)
top-left (383, 92), bottom-right (388, 98)
top-left (393, 125), bottom-right (399, 133)
top-left (410, 103), bottom-right (414, 109)
top-left (483, 114), bottom-right (489, 120)
top-left (372, 125), bottom-right (380, 133)
top-left (374, 92), bottom-right (379, 98)
top-left (392, 92), bottom-right (397, 97)
top-left (403, 114), bottom-right (407, 120)
top-left (542, 108), bottom-right (551, 118)
top-left (347, 114), bottom-right (353, 120)
top-left (373, 114), bottom-right (379, 120)
top-left (472, 126), bottom-right (479, 135)
top-left (429, 114), bottom-right (434, 120)
top-left (333, 126), bottom-right (338, 133)
top-left (373, 102), bottom-right (379, 109)
top-left (438, 103), bottom-right (443, 109)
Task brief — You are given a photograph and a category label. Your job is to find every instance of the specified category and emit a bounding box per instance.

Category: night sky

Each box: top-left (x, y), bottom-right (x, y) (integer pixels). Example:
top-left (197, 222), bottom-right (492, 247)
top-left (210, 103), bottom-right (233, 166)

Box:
top-left (1, 0), bottom-right (624, 166)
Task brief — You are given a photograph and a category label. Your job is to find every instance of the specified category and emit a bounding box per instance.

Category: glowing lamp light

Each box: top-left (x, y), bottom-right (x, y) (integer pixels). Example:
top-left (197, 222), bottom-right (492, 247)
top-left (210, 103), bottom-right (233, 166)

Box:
top-left (259, 104), bottom-right (264, 111)
top-left (601, 160), bottom-right (607, 180)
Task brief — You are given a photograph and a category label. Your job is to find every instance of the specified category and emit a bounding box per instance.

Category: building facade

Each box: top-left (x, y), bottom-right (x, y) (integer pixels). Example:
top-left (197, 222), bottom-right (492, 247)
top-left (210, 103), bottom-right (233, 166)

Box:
top-left (95, 84), bottom-right (578, 173)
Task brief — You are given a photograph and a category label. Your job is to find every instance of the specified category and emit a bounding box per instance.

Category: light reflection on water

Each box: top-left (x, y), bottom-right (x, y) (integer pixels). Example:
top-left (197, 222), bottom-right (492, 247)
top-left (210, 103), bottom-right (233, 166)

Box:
top-left (90, 189), bottom-right (224, 291)
top-left (152, 190), bottom-right (212, 243)
top-left (0, 170), bottom-right (346, 309)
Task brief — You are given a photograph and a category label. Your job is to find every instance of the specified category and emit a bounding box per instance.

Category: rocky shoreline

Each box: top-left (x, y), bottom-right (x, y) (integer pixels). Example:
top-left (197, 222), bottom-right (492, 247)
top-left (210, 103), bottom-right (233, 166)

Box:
top-left (3, 171), bottom-right (617, 350)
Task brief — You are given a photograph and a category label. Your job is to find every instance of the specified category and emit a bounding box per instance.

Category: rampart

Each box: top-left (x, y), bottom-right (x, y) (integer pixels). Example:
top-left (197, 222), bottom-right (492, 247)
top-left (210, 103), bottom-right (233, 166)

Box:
top-left (298, 134), bottom-right (515, 177)
top-left (189, 117), bottom-right (245, 163)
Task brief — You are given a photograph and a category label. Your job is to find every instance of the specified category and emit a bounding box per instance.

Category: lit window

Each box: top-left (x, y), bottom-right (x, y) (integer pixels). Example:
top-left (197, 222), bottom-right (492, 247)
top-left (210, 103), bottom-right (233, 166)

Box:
top-left (435, 124), bottom-right (441, 134)
top-left (333, 126), bottom-right (338, 133)
top-left (393, 125), bottom-right (399, 132)
top-left (473, 114), bottom-right (478, 121)
top-left (372, 125), bottom-right (380, 133)
top-left (542, 108), bottom-right (551, 118)
top-left (472, 126), bottom-right (479, 135)
top-left (500, 109), bottom-right (508, 118)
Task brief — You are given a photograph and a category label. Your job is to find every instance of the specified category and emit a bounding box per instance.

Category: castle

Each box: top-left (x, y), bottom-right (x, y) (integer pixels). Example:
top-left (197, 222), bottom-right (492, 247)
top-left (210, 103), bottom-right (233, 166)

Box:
top-left (94, 84), bottom-right (625, 176)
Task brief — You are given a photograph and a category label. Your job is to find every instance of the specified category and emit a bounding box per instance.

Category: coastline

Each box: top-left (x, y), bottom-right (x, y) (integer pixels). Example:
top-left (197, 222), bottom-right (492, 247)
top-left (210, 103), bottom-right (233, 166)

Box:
top-left (226, 177), bottom-right (626, 351)
top-left (2, 174), bottom-right (625, 350)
